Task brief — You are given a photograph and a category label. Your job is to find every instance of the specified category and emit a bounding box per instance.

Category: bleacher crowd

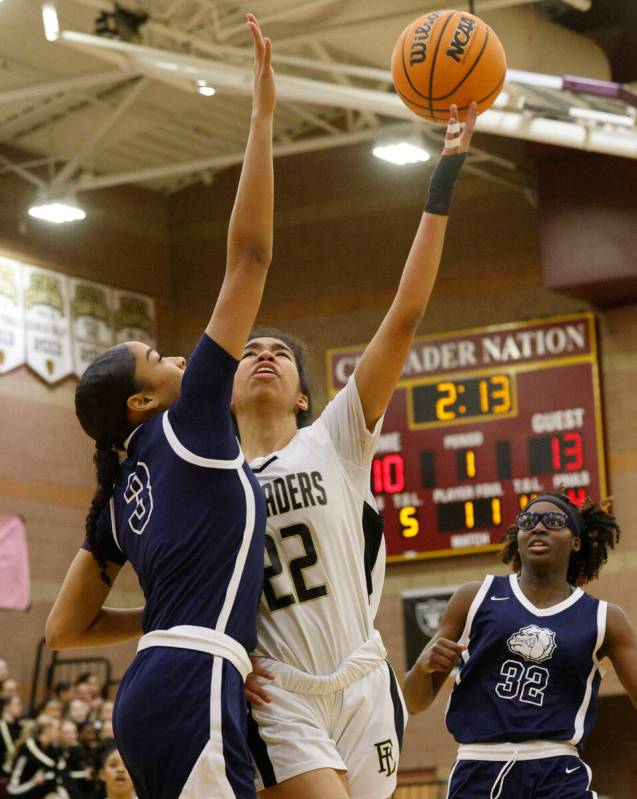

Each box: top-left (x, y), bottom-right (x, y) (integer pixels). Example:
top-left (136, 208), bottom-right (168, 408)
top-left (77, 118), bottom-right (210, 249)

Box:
top-left (0, 658), bottom-right (134, 798)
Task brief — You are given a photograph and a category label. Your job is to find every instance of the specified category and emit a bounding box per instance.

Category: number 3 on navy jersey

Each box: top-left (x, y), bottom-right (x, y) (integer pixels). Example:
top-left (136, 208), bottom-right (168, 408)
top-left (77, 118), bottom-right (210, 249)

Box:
top-left (495, 659), bottom-right (549, 707)
top-left (264, 523), bottom-right (328, 612)
top-left (124, 462), bottom-right (154, 535)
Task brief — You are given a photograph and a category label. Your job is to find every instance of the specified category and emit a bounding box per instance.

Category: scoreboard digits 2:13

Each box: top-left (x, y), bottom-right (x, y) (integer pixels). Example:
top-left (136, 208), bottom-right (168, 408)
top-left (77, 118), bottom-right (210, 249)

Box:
top-left (327, 312), bottom-right (607, 561)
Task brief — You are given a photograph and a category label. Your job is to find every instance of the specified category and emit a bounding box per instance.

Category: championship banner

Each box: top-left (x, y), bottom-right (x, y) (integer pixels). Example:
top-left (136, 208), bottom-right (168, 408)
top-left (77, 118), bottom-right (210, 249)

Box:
top-left (402, 586), bottom-right (457, 670)
top-left (70, 278), bottom-right (113, 377)
top-left (113, 289), bottom-right (156, 348)
top-left (0, 256), bottom-right (25, 374)
top-left (0, 515), bottom-right (30, 611)
top-left (23, 265), bottom-right (72, 383)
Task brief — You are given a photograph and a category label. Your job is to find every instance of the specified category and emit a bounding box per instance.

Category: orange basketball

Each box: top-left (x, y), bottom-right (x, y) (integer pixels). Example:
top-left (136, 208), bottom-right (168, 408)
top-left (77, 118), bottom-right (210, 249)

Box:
top-left (391, 9), bottom-right (506, 123)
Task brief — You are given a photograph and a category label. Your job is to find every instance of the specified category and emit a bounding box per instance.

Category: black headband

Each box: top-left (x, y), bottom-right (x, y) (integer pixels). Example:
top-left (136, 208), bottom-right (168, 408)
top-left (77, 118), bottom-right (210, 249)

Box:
top-left (524, 494), bottom-right (583, 537)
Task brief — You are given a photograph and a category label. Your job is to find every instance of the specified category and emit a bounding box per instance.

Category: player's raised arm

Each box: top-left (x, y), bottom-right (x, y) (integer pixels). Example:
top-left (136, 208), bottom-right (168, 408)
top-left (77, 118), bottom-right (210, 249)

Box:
top-left (403, 581), bottom-right (480, 715)
top-left (354, 102), bottom-right (476, 430)
top-left (600, 604), bottom-right (637, 708)
top-left (206, 13), bottom-right (275, 359)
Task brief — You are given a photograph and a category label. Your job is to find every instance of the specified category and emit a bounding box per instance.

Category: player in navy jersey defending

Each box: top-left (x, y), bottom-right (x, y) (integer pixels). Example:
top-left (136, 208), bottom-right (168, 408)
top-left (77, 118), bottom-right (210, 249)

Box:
top-left (404, 491), bottom-right (637, 799)
top-left (46, 15), bottom-right (274, 799)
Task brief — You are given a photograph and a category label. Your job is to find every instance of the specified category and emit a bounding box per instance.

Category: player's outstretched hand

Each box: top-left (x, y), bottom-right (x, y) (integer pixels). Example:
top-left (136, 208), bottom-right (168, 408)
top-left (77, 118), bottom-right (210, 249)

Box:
top-left (246, 13), bottom-right (275, 117)
top-left (441, 101), bottom-right (477, 156)
top-left (416, 637), bottom-right (466, 674)
top-left (245, 656), bottom-right (274, 707)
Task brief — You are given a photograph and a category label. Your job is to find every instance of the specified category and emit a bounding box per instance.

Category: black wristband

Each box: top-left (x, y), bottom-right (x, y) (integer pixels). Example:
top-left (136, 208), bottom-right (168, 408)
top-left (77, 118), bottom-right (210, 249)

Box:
top-left (424, 152), bottom-right (467, 216)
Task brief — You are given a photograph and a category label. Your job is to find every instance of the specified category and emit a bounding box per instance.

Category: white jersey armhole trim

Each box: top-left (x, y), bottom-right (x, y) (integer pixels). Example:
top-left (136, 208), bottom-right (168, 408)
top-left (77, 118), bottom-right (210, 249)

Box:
top-left (458, 574), bottom-right (495, 651)
top-left (569, 599), bottom-right (607, 745)
top-left (509, 573), bottom-right (584, 616)
top-left (162, 412), bottom-right (244, 469)
top-left (109, 497), bottom-right (123, 553)
top-left (444, 575), bottom-right (494, 724)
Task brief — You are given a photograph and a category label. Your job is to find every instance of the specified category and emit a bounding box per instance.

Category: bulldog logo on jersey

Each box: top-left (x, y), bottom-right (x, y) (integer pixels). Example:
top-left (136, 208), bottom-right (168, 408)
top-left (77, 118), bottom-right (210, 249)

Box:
top-left (507, 624), bottom-right (557, 663)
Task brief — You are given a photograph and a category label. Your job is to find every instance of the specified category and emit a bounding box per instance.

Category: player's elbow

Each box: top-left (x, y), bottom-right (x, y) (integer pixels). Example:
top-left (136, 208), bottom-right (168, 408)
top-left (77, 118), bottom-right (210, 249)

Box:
top-left (45, 612), bottom-right (75, 650)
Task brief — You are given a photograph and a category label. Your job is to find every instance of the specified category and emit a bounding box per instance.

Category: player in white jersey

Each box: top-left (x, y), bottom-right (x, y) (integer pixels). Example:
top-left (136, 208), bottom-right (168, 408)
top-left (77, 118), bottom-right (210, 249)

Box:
top-left (231, 104), bottom-right (478, 799)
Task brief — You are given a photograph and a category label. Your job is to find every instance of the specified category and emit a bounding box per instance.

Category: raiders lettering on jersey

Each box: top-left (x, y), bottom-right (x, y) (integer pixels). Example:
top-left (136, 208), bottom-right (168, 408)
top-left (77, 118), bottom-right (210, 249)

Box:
top-left (262, 472), bottom-right (327, 517)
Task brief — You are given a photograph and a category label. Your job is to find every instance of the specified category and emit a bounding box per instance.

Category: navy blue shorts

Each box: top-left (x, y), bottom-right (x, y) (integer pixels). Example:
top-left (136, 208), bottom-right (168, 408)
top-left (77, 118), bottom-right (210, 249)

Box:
top-left (447, 755), bottom-right (596, 799)
top-left (113, 648), bottom-right (255, 799)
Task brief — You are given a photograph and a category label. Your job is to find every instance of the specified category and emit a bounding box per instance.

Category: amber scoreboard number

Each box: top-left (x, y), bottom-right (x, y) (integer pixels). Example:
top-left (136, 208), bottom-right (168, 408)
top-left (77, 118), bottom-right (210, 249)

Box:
top-left (326, 312), bottom-right (607, 562)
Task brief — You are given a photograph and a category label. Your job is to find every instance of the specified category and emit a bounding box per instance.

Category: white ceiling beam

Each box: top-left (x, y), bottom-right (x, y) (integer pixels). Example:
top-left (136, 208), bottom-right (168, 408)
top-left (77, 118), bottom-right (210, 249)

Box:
top-left (283, 102), bottom-right (341, 136)
top-left (214, 0), bottom-right (346, 42)
top-left (52, 29), bottom-right (637, 167)
top-left (73, 123), bottom-right (412, 190)
top-left (51, 76), bottom-right (150, 187)
top-left (308, 40), bottom-right (379, 129)
top-left (0, 155), bottom-right (47, 189)
top-left (145, 19), bottom-right (391, 84)
top-left (0, 69), bottom-right (138, 106)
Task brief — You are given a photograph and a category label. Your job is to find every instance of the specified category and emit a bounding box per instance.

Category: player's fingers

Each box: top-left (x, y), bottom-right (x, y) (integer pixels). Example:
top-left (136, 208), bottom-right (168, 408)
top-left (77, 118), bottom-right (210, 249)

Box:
top-left (430, 652), bottom-right (459, 671)
top-left (247, 691), bottom-right (267, 707)
top-left (461, 101), bottom-right (478, 147)
top-left (263, 37), bottom-right (272, 72)
top-left (436, 638), bottom-right (465, 656)
top-left (246, 14), bottom-right (265, 63)
top-left (444, 105), bottom-right (462, 151)
top-left (250, 660), bottom-right (275, 681)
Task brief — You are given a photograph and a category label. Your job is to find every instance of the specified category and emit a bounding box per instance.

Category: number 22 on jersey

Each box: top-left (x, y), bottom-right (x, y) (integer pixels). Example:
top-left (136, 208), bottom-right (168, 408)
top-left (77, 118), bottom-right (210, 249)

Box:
top-left (263, 522), bottom-right (328, 612)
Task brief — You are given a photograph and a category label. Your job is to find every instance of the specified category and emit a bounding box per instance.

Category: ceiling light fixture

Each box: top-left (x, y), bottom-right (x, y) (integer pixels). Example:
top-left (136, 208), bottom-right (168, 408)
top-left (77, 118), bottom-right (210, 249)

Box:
top-left (373, 142), bottom-right (430, 166)
top-left (197, 82), bottom-right (216, 97)
top-left (28, 198), bottom-right (86, 224)
top-left (42, 2), bottom-right (61, 42)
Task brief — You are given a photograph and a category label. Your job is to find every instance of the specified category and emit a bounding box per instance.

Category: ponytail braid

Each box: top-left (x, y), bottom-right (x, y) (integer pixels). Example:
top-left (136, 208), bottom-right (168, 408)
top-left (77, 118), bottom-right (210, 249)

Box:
top-left (75, 345), bottom-right (139, 581)
top-left (85, 448), bottom-right (121, 586)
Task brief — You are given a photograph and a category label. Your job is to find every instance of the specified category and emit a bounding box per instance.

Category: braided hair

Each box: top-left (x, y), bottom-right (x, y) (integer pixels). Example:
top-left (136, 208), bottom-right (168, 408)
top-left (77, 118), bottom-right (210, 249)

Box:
top-left (501, 490), bottom-right (621, 585)
top-left (247, 326), bottom-right (313, 427)
top-left (75, 346), bottom-right (139, 585)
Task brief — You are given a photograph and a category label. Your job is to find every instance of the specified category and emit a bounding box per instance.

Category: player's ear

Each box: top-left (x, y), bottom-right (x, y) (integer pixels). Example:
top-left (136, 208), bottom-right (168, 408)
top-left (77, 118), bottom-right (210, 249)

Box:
top-left (127, 391), bottom-right (159, 416)
top-left (296, 393), bottom-right (309, 413)
top-left (572, 537), bottom-right (581, 552)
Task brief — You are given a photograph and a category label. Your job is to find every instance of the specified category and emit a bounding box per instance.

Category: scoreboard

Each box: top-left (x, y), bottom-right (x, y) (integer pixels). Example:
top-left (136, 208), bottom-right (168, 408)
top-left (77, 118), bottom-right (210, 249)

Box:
top-left (326, 312), bottom-right (607, 562)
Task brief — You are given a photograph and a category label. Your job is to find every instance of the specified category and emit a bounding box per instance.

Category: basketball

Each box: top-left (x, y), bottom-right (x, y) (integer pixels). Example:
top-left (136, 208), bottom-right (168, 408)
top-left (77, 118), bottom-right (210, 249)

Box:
top-left (391, 10), bottom-right (507, 123)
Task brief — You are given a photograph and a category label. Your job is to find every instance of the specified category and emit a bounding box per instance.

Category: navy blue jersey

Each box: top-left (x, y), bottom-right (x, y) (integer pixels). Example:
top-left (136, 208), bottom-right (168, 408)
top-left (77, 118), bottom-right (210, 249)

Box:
top-left (446, 574), bottom-right (607, 746)
top-left (84, 334), bottom-right (266, 652)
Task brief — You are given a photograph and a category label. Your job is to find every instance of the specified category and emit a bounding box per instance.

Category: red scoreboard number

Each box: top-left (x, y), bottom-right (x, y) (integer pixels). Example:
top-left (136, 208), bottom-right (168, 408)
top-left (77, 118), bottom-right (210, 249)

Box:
top-left (327, 313), bottom-right (607, 561)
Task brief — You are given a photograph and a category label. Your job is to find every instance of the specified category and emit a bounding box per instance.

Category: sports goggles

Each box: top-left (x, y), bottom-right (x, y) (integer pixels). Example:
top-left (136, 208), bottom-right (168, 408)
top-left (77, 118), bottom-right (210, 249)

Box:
top-left (516, 511), bottom-right (572, 531)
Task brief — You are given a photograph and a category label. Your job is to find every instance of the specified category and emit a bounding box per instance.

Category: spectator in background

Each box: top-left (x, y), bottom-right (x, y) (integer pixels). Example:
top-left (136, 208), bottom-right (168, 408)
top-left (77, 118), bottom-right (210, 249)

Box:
top-left (95, 742), bottom-right (136, 799)
top-left (0, 659), bottom-right (9, 683)
top-left (76, 674), bottom-right (102, 703)
top-left (38, 699), bottom-right (63, 720)
top-left (0, 678), bottom-right (19, 700)
top-left (97, 701), bottom-right (113, 724)
top-left (77, 721), bottom-right (99, 759)
top-left (98, 720), bottom-right (114, 741)
top-left (60, 720), bottom-right (92, 799)
top-left (1, 695), bottom-right (24, 775)
top-left (7, 715), bottom-right (66, 798)
top-left (53, 681), bottom-right (74, 709)
top-left (74, 681), bottom-right (93, 706)
top-left (67, 699), bottom-right (90, 726)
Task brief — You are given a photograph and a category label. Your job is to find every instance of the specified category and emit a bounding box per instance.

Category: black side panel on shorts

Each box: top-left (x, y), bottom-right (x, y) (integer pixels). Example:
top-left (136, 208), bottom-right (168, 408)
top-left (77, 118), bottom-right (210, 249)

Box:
top-left (362, 500), bottom-right (384, 599)
top-left (247, 708), bottom-right (277, 788)
top-left (386, 661), bottom-right (405, 752)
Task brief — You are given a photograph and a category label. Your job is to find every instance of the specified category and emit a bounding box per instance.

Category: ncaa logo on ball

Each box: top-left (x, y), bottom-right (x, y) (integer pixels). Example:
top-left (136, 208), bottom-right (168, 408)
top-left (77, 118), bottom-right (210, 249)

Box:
top-left (447, 16), bottom-right (477, 64)
top-left (507, 625), bottom-right (557, 663)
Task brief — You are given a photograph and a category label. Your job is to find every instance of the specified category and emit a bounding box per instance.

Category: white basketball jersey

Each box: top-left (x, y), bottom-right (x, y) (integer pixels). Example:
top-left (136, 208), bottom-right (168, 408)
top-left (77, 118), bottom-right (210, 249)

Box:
top-left (250, 376), bottom-right (386, 675)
